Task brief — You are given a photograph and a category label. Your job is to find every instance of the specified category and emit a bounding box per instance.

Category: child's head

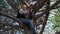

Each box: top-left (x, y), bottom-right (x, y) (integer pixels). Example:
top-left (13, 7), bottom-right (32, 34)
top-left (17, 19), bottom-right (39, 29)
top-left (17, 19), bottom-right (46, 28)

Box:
top-left (22, 4), bottom-right (27, 10)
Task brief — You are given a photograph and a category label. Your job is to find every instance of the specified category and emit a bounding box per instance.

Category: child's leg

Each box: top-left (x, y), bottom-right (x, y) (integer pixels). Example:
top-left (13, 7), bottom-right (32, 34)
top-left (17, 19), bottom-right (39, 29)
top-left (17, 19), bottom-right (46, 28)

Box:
top-left (18, 18), bottom-right (36, 34)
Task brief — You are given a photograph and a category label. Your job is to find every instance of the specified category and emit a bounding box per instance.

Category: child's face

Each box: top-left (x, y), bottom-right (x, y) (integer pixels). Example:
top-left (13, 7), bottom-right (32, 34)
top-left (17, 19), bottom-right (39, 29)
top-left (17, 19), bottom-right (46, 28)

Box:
top-left (22, 5), bottom-right (27, 10)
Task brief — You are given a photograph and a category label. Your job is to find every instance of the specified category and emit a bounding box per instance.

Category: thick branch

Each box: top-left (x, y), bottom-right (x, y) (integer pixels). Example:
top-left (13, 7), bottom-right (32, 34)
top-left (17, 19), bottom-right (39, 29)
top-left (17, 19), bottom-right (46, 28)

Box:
top-left (0, 11), bottom-right (24, 27)
top-left (39, 0), bottom-right (50, 34)
top-left (33, 0), bottom-right (47, 12)
top-left (36, 0), bottom-right (60, 12)
top-left (33, 1), bottom-right (60, 34)
top-left (0, 11), bottom-right (30, 34)
top-left (0, 21), bottom-right (20, 30)
top-left (34, 11), bottom-right (47, 19)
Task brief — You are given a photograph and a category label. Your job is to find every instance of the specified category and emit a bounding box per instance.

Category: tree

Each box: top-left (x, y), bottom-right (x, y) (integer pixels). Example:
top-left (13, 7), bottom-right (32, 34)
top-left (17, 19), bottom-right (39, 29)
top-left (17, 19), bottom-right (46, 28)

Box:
top-left (0, 0), bottom-right (60, 34)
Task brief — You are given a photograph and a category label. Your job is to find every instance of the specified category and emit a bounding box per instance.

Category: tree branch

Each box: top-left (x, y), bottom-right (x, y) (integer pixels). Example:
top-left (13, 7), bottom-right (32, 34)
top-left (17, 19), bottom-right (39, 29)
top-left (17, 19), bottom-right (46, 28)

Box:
top-left (50, 0), bottom-right (60, 10)
top-left (0, 11), bottom-right (30, 34)
top-left (19, 0), bottom-right (30, 7)
top-left (52, 6), bottom-right (60, 9)
top-left (0, 21), bottom-right (20, 30)
top-left (6, 0), bottom-right (18, 13)
top-left (0, 11), bottom-right (24, 27)
top-left (36, 0), bottom-right (60, 12)
top-left (39, 0), bottom-right (50, 34)
top-left (33, 0), bottom-right (46, 12)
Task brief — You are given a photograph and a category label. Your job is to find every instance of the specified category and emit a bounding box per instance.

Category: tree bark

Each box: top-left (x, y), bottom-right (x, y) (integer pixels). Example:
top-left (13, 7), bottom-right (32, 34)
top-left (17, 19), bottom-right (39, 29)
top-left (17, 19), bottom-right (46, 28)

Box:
top-left (39, 0), bottom-right (50, 34)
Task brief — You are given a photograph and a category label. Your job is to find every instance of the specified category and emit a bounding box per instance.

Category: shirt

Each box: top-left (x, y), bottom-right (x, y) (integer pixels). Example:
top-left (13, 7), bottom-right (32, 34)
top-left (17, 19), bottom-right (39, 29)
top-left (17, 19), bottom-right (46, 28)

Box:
top-left (17, 9), bottom-right (30, 19)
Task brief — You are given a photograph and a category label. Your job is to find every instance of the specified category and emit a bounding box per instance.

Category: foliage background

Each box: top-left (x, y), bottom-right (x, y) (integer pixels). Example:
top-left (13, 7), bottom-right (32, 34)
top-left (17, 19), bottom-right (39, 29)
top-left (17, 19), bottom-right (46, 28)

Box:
top-left (0, 0), bottom-right (60, 34)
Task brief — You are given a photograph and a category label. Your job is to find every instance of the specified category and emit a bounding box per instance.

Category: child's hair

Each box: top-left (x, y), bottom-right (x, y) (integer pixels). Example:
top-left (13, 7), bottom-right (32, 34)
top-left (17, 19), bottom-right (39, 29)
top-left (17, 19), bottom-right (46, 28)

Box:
top-left (21, 4), bottom-right (27, 8)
